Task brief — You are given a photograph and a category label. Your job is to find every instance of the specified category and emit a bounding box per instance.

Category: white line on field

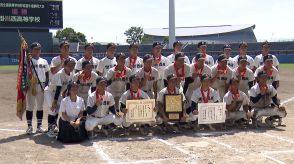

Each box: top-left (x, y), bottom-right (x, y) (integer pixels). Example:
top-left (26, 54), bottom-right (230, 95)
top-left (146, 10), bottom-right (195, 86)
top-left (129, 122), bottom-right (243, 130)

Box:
top-left (92, 142), bottom-right (113, 164)
top-left (262, 154), bottom-right (285, 164)
top-left (281, 96), bottom-right (294, 105)
top-left (262, 133), bottom-right (294, 144)
top-left (0, 128), bottom-right (25, 132)
top-left (263, 150), bottom-right (294, 154)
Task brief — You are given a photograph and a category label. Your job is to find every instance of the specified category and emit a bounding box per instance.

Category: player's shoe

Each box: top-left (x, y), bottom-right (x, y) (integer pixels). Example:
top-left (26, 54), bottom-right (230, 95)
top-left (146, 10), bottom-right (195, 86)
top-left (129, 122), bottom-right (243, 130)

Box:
top-left (208, 124), bottom-right (216, 131)
top-left (36, 126), bottom-right (46, 133)
top-left (265, 117), bottom-right (275, 128)
top-left (46, 128), bottom-right (57, 138)
top-left (88, 131), bottom-right (95, 140)
top-left (277, 118), bottom-right (286, 127)
top-left (139, 125), bottom-right (149, 136)
top-left (26, 126), bottom-right (33, 135)
top-left (101, 126), bottom-right (110, 137)
top-left (53, 125), bottom-right (59, 133)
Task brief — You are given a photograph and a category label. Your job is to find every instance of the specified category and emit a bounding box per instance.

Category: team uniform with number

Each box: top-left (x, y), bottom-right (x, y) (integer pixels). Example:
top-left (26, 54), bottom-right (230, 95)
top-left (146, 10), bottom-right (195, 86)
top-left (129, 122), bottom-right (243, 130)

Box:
top-left (227, 57), bottom-right (238, 69)
top-left (232, 55), bottom-right (254, 70)
top-left (211, 65), bottom-right (233, 101)
top-left (49, 56), bottom-right (77, 80)
top-left (192, 54), bottom-right (214, 67)
top-left (136, 67), bottom-right (159, 98)
top-left (232, 67), bottom-right (255, 95)
top-left (85, 91), bottom-right (122, 131)
top-left (164, 63), bottom-right (190, 89)
top-left (75, 56), bottom-right (100, 72)
top-left (167, 53), bottom-right (190, 64)
top-left (254, 54), bottom-right (279, 68)
top-left (97, 57), bottom-right (117, 77)
top-left (153, 55), bottom-right (171, 92)
top-left (125, 57), bottom-right (143, 74)
top-left (254, 66), bottom-right (280, 85)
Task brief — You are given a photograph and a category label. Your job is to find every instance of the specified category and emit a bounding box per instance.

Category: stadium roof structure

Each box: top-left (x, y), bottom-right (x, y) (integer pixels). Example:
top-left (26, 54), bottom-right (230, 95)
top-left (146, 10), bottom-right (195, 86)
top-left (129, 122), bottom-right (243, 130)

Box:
top-left (144, 24), bottom-right (256, 37)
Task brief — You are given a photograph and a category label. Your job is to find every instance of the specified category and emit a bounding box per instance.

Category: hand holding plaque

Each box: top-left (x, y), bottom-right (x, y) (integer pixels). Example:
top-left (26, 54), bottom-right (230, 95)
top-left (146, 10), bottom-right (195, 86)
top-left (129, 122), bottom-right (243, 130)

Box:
top-left (164, 94), bottom-right (183, 121)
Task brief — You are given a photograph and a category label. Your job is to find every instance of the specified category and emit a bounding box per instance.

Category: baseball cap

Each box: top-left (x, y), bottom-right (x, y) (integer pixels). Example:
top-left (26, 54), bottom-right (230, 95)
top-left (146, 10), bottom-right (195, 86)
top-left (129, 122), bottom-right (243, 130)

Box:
top-left (263, 54), bottom-right (273, 62)
top-left (175, 52), bottom-right (185, 60)
top-left (64, 58), bottom-right (76, 65)
top-left (197, 41), bottom-right (207, 48)
top-left (129, 74), bottom-right (140, 83)
top-left (82, 61), bottom-right (93, 69)
top-left (152, 42), bottom-right (162, 48)
top-left (173, 41), bottom-right (183, 48)
top-left (96, 76), bottom-right (109, 85)
top-left (167, 74), bottom-right (177, 81)
top-left (239, 41), bottom-right (248, 48)
top-left (238, 56), bottom-right (248, 63)
top-left (143, 54), bottom-right (153, 62)
top-left (106, 43), bottom-right (116, 50)
top-left (217, 54), bottom-right (229, 62)
top-left (30, 42), bottom-right (41, 49)
top-left (195, 53), bottom-right (205, 61)
top-left (129, 43), bottom-right (139, 49)
top-left (115, 53), bottom-right (126, 60)
top-left (261, 41), bottom-right (271, 47)
top-left (200, 74), bottom-right (211, 81)
top-left (59, 41), bottom-right (70, 48)
top-left (223, 44), bottom-right (231, 50)
top-left (84, 43), bottom-right (94, 50)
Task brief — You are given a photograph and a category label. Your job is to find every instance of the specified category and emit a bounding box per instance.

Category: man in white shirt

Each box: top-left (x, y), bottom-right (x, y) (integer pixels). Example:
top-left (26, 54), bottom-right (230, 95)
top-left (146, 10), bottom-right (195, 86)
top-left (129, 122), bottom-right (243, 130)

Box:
top-left (125, 44), bottom-right (143, 74)
top-left (167, 41), bottom-right (190, 64)
top-left (232, 42), bottom-right (254, 70)
top-left (222, 44), bottom-right (237, 69)
top-left (97, 43), bottom-right (117, 77)
top-left (75, 43), bottom-right (100, 73)
top-left (192, 41), bottom-right (214, 67)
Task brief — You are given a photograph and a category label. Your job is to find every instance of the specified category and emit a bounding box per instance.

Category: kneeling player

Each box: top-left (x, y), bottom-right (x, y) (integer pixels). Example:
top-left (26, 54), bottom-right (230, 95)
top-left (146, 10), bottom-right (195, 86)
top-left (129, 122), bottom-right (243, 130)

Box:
top-left (249, 72), bottom-right (287, 128)
top-left (85, 77), bottom-right (122, 138)
top-left (223, 79), bottom-right (250, 127)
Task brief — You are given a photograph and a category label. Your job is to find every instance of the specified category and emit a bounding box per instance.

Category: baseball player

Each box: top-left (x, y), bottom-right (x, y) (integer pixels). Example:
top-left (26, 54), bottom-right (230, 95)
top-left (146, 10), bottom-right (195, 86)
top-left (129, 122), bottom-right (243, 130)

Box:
top-left (232, 56), bottom-right (254, 95)
top-left (136, 54), bottom-right (159, 99)
top-left (185, 53), bottom-right (212, 106)
top-left (125, 44), bottom-right (143, 74)
top-left (232, 42), bottom-right (254, 70)
top-left (50, 41), bottom-right (77, 76)
top-left (85, 77), bottom-right (122, 138)
top-left (105, 53), bottom-right (132, 109)
top-left (97, 43), bottom-right (117, 77)
top-left (254, 55), bottom-right (280, 89)
top-left (249, 71), bottom-right (286, 128)
top-left (167, 41), bottom-right (190, 64)
top-left (75, 43), bottom-right (100, 73)
top-left (192, 41), bottom-right (214, 67)
top-left (211, 54), bottom-right (233, 101)
top-left (223, 79), bottom-right (250, 127)
top-left (25, 42), bottom-right (50, 134)
top-left (253, 41), bottom-right (279, 72)
top-left (189, 74), bottom-right (220, 130)
top-left (119, 74), bottom-right (155, 135)
top-left (151, 42), bottom-right (171, 92)
top-left (73, 61), bottom-right (98, 107)
top-left (44, 58), bottom-right (76, 138)
top-left (222, 44), bottom-right (237, 69)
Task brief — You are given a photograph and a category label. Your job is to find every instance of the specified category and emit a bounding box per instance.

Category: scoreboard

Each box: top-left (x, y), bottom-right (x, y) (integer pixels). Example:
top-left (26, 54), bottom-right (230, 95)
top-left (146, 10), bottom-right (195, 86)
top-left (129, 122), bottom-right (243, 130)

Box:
top-left (0, 0), bottom-right (63, 29)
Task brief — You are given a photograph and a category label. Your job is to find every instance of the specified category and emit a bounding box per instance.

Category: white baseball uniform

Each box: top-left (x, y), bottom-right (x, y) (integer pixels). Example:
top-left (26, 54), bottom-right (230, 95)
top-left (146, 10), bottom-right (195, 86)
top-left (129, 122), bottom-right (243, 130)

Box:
top-left (97, 56), bottom-right (117, 77)
top-left (125, 56), bottom-right (143, 74)
top-left (254, 66), bottom-right (280, 85)
top-left (254, 54), bottom-right (279, 68)
top-left (164, 63), bottom-right (191, 88)
top-left (227, 57), bottom-right (238, 69)
top-left (75, 56), bottom-right (100, 72)
top-left (211, 65), bottom-right (233, 101)
top-left (232, 55), bottom-right (254, 70)
top-left (49, 55), bottom-right (77, 80)
top-left (167, 53), bottom-right (191, 64)
top-left (136, 67), bottom-right (159, 98)
top-left (192, 54), bottom-right (214, 67)
top-left (232, 67), bottom-right (255, 95)
top-left (152, 55), bottom-right (171, 92)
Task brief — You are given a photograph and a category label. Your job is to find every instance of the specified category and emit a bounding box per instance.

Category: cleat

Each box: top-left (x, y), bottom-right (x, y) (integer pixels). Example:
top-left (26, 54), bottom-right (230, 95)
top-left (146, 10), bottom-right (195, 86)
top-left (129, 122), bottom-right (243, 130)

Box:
top-left (26, 126), bottom-right (33, 135)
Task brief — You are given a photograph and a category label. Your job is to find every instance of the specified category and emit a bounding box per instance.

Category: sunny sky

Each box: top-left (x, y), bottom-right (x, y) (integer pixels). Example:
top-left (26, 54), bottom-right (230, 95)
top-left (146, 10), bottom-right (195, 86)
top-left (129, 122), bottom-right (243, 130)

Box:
top-left (51, 0), bottom-right (294, 44)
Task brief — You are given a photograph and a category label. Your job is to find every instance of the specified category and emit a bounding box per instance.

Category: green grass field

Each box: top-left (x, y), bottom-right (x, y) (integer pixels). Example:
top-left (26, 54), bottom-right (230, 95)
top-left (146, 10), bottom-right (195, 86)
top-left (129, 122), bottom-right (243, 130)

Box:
top-left (0, 64), bottom-right (293, 71)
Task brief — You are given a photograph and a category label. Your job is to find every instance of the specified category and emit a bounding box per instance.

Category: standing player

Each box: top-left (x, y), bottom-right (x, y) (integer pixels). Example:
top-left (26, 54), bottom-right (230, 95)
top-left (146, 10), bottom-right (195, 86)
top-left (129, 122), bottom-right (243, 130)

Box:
top-left (25, 42), bottom-right (50, 134)
top-left (105, 53), bottom-right (132, 109)
top-left (192, 41), bottom-right (214, 67)
top-left (136, 54), bottom-right (159, 99)
top-left (254, 55), bottom-right (280, 89)
top-left (222, 44), bottom-right (237, 69)
top-left (85, 77), bottom-right (122, 138)
top-left (211, 54), bottom-right (233, 101)
top-left (75, 43), bottom-right (100, 73)
top-left (44, 58), bottom-right (76, 137)
top-left (125, 44), bottom-right (143, 74)
top-left (249, 72), bottom-right (286, 128)
top-left (50, 41), bottom-right (77, 76)
top-left (97, 43), bottom-right (117, 77)
top-left (73, 61), bottom-right (98, 106)
top-left (232, 56), bottom-right (254, 95)
top-left (223, 79), bottom-right (250, 127)
top-left (233, 42), bottom-right (254, 70)
top-left (189, 74), bottom-right (220, 130)
top-left (152, 42), bottom-right (171, 92)
top-left (167, 41), bottom-right (190, 64)
top-left (253, 41), bottom-right (279, 72)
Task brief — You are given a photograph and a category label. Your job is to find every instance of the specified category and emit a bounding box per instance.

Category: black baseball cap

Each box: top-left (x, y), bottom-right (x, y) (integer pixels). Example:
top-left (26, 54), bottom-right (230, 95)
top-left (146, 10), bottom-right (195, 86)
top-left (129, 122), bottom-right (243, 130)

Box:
top-left (263, 54), bottom-right (273, 62)
top-left (257, 71), bottom-right (267, 78)
top-left (239, 41), bottom-right (248, 48)
top-left (64, 58), bottom-right (76, 65)
top-left (30, 42), bottom-right (41, 49)
top-left (115, 53), bottom-right (126, 60)
top-left (59, 41), bottom-right (70, 48)
top-left (197, 41), bottom-right (207, 48)
top-left (96, 76), bottom-right (109, 85)
top-left (129, 43), bottom-right (139, 49)
top-left (82, 61), bottom-right (93, 69)
top-left (195, 53), bottom-right (205, 61)
top-left (175, 52), bottom-right (185, 60)
top-left (129, 74), bottom-right (140, 83)
top-left (106, 43), bottom-right (116, 50)
top-left (200, 74), bottom-right (211, 81)
top-left (84, 43), bottom-right (94, 50)
top-left (261, 41), bottom-right (271, 47)
top-left (223, 44), bottom-right (231, 50)
top-left (217, 54), bottom-right (229, 62)
top-left (152, 42), bottom-right (162, 48)
top-left (173, 41), bottom-right (183, 48)
top-left (238, 56), bottom-right (248, 63)
top-left (143, 54), bottom-right (153, 62)
top-left (167, 74), bottom-right (177, 81)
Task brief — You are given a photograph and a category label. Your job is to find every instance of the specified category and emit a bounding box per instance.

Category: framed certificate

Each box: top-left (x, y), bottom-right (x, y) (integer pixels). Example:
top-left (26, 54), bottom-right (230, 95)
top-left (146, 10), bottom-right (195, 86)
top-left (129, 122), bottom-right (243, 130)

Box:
top-left (125, 99), bottom-right (156, 123)
top-left (198, 103), bottom-right (226, 124)
top-left (164, 94), bottom-right (183, 121)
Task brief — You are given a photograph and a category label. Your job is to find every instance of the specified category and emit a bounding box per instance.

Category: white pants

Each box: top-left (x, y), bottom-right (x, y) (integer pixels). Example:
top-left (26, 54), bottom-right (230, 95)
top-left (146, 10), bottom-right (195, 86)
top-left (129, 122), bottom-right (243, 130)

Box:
top-left (252, 107), bottom-right (287, 118)
top-left (226, 111), bottom-right (248, 121)
top-left (44, 87), bottom-right (62, 116)
top-left (26, 84), bottom-right (44, 111)
top-left (157, 79), bottom-right (165, 94)
top-left (187, 113), bottom-right (198, 122)
top-left (85, 114), bottom-right (123, 131)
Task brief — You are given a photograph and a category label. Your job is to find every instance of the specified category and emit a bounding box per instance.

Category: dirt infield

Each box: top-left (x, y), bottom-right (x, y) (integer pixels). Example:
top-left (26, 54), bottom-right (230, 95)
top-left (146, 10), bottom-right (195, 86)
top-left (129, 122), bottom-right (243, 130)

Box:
top-left (0, 68), bottom-right (293, 164)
